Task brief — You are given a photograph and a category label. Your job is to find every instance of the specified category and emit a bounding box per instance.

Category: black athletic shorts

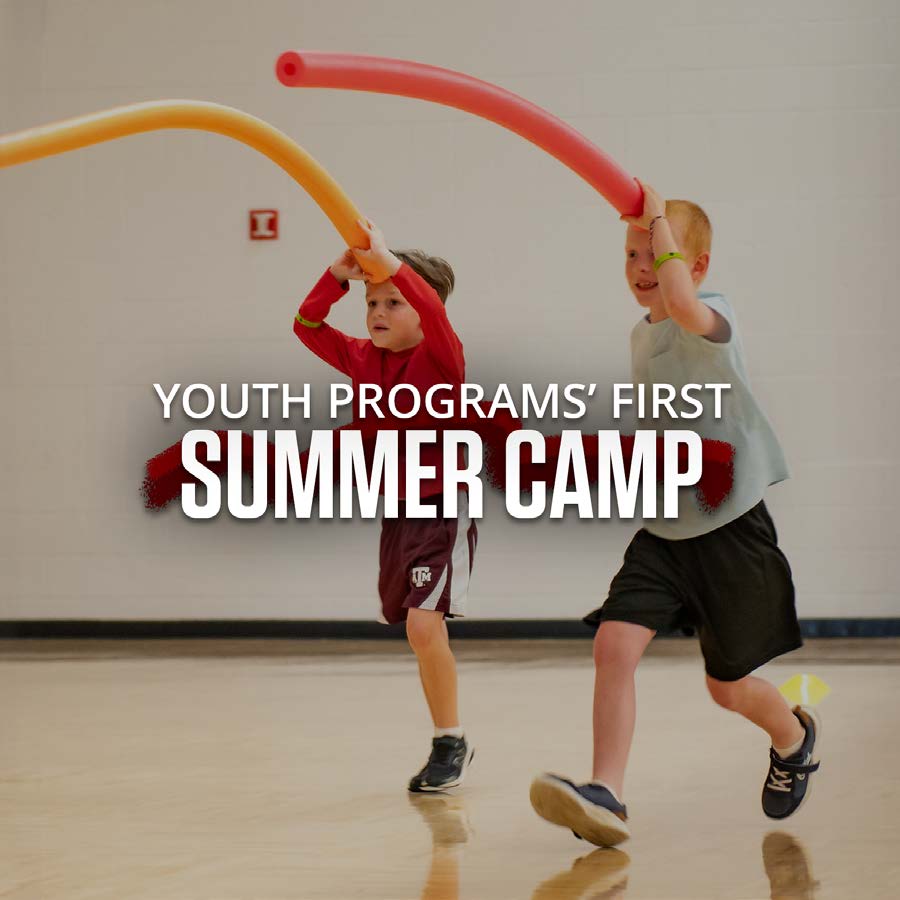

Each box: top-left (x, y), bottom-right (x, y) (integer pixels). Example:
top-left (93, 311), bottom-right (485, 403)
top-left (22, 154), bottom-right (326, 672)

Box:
top-left (584, 501), bottom-right (802, 681)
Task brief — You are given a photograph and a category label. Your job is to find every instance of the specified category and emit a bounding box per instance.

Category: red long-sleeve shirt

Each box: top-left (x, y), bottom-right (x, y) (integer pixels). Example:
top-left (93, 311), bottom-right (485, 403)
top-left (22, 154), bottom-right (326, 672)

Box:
top-left (293, 264), bottom-right (466, 499)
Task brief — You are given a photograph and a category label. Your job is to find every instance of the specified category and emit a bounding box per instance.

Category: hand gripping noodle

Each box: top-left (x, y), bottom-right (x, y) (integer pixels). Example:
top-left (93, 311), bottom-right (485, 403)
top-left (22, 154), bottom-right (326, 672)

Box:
top-left (0, 99), bottom-right (375, 264)
top-left (276, 51), bottom-right (643, 217)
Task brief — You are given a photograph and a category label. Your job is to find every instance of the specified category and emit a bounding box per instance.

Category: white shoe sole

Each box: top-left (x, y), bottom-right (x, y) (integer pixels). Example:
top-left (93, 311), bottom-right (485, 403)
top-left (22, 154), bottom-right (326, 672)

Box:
top-left (530, 774), bottom-right (630, 847)
top-left (792, 705), bottom-right (822, 816)
top-left (410, 746), bottom-right (475, 793)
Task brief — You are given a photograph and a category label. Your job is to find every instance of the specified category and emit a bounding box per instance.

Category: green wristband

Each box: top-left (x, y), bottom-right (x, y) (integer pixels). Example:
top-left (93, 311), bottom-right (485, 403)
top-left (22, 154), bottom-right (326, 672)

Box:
top-left (295, 313), bottom-right (322, 328)
top-left (653, 251), bottom-right (684, 272)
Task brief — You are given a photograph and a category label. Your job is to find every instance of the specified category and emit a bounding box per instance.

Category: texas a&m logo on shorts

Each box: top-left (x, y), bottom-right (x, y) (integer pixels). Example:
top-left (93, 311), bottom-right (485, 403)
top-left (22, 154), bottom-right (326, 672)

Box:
top-left (410, 566), bottom-right (433, 589)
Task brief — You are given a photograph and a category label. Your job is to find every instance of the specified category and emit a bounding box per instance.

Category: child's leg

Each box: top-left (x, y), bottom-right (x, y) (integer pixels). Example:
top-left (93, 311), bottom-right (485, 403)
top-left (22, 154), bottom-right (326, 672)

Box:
top-left (592, 620), bottom-right (656, 798)
top-left (407, 608), bottom-right (458, 729)
top-left (705, 675), bottom-right (804, 749)
top-left (530, 618), bottom-right (651, 847)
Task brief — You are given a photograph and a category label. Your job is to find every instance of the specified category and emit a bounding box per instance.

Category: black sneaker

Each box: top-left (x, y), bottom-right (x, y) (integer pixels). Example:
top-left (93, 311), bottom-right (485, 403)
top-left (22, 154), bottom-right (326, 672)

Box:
top-left (530, 774), bottom-right (630, 847)
top-left (762, 706), bottom-right (821, 820)
top-left (408, 735), bottom-right (474, 793)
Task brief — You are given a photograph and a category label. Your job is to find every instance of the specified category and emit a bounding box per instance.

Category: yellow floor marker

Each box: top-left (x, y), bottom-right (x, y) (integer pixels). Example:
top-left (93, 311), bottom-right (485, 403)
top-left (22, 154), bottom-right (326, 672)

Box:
top-left (779, 674), bottom-right (831, 707)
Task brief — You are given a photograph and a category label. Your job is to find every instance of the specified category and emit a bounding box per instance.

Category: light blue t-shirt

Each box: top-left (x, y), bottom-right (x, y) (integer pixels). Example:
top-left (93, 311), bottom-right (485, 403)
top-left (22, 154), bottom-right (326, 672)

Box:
top-left (630, 292), bottom-right (788, 540)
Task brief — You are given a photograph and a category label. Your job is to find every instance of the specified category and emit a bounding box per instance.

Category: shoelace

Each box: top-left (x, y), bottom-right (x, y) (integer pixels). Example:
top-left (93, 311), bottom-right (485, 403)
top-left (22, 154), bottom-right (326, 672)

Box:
top-left (767, 764), bottom-right (792, 792)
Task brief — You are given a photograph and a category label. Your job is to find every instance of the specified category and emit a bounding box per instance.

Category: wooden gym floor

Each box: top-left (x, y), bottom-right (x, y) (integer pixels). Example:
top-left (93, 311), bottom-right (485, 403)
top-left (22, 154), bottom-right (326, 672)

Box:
top-left (2, 638), bottom-right (898, 899)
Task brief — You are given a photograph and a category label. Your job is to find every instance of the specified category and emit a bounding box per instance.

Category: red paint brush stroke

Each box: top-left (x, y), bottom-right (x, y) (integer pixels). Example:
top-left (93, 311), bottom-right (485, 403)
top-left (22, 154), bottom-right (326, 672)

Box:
top-left (142, 412), bottom-right (734, 514)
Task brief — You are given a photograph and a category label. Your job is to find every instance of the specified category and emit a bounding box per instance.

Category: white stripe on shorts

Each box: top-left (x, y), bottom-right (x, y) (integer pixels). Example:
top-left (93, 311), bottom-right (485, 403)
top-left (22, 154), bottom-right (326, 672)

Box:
top-left (448, 491), bottom-right (471, 617)
top-left (419, 565), bottom-right (448, 612)
top-left (415, 491), bottom-right (472, 616)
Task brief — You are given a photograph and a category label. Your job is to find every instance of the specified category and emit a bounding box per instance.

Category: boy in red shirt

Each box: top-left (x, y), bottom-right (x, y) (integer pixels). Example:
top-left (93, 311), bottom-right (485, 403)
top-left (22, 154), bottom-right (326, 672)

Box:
top-left (294, 220), bottom-right (476, 792)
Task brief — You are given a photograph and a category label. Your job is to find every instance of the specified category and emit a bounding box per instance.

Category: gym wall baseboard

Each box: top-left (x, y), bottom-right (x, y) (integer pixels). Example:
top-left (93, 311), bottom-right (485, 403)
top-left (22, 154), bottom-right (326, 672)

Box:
top-left (1, 618), bottom-right (899, 639)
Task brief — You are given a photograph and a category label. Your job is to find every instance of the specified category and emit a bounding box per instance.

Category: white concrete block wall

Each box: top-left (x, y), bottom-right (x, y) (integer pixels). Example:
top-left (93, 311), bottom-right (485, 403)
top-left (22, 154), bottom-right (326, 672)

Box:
top-left (1, 0), bottom-right (897, 619)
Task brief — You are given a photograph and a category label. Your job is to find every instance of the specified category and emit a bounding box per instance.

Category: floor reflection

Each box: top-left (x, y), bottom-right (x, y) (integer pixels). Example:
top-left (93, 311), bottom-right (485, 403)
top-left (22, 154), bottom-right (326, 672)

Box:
top-left (405, 798), bottom-right (820, 900)
top-left (762, 831), bottom-right (820, 900)
top-left (530, 848), bottom-right (630, 899)
top-left (409, 793), bottom-right (473, 900)
top-left (409, 790), bottom-right (630, 900)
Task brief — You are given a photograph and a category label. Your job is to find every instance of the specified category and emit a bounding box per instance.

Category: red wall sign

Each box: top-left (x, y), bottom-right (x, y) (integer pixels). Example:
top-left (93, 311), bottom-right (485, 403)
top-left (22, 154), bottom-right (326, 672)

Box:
top-left (249, 209), bottom-right (279, 240)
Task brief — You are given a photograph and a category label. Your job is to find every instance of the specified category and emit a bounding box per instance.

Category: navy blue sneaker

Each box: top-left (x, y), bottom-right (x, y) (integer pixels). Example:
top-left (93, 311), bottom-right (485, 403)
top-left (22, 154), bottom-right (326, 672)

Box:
top-left (408, 736), bottom-right (474, 793)
top-left (762, 706), bottom-right (821, 819)
top-left (530, 773), bottom-right (630, 847)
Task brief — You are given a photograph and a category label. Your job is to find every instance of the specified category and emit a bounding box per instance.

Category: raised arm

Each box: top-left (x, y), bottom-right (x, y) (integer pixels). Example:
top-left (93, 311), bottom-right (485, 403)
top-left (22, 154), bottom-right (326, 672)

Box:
top-left (353, 218), bottom-right (464, 382)
top-left (391, 263), bottom-right (464, 382)
top-left (292, 250), bottom-right (365, 375)
top-left (623, 180), bottom-right (727, 341)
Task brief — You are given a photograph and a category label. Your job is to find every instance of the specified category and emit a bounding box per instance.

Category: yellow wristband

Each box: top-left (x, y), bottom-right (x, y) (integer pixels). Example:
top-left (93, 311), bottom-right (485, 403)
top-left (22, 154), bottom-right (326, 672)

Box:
top-left (295, 313), bottom-right (322, 328)
top-left (653, 252), bottom-right (684, 272)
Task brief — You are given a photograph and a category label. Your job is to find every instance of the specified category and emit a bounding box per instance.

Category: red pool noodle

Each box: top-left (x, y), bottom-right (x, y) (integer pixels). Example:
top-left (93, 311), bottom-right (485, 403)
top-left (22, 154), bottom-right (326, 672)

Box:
top-left (276, 51), bottom-right (643, 217)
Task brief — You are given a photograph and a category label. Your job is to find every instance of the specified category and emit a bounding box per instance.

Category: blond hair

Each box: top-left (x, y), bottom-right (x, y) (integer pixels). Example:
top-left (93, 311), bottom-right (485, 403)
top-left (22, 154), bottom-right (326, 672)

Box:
top-left (392, 249), bottom-right (455, 304)
top-left (665, 199), bottom-right (712, 261)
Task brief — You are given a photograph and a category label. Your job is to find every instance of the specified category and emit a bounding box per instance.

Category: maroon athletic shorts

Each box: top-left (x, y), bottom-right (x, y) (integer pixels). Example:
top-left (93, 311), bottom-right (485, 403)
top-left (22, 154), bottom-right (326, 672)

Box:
top-left (377, 491), bottom-right (478, 625)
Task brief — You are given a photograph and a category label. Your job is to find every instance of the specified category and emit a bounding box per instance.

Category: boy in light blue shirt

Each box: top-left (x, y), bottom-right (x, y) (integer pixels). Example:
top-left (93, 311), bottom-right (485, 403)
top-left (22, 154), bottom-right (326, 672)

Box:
top-left (530, 182), bottom-right (820, 847)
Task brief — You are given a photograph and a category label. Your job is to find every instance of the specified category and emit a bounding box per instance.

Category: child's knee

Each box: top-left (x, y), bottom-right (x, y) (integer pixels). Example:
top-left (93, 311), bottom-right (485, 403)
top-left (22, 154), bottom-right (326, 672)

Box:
top-left (706, 674), bottom-right (745, 711)
top-left (405, 610), bottom-right (445, 653)
top-left (593, 621), bottom-right (650, 672)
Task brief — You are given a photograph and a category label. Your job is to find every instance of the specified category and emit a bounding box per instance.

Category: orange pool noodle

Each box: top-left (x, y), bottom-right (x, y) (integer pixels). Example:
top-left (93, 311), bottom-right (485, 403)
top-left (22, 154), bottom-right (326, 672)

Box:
top-left (0, 99), bottom-right (376, 267)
